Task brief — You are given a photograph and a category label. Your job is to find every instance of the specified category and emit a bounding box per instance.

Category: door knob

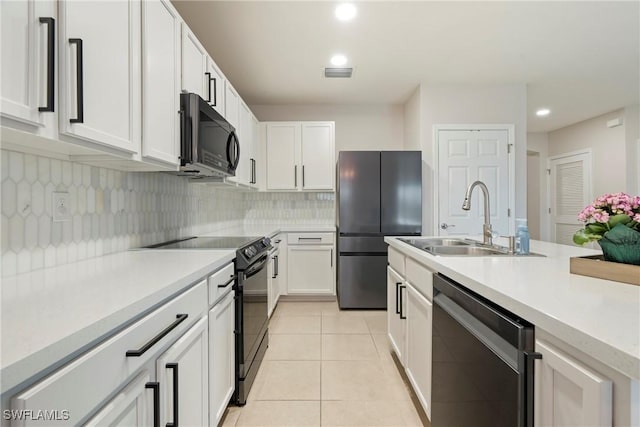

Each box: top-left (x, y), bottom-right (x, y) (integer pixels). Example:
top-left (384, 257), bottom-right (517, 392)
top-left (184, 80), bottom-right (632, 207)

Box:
top-left (440, 223), bottom-right (455, 230)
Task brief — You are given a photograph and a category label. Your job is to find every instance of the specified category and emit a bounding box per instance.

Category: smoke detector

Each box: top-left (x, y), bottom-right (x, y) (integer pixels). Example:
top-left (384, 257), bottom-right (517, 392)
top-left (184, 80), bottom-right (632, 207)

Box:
top-left (324, 67), bottom-right (353, 78)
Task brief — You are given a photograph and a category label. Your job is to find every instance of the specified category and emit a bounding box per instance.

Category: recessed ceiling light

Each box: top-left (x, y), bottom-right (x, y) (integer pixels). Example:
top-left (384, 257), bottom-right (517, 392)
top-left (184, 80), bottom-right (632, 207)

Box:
top-left (331, 54), bottom-right (348, 66)
top-left (536, 108), bottom-right (551, 117)
top-left (335, 3), bottom-right (357, 21)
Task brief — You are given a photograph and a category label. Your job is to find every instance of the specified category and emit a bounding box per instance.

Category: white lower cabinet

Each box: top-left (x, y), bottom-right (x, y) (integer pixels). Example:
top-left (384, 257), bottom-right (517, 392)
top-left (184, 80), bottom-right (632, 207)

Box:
top-left (405, 281), bottom-right (433, 420)
top-left (85, 372), bottom-right (154, 427)
top-left (267, 248), bottom-right (280, 318)
top-left (288, 246), bottom-right (334, 295)
top-left (209, 290), bottom-right (235, 427)
top-left (156, 316), bottom-right (208, 427)
top-left (387, 266), bottom-right (406, 366)
top-left (535, 339), bottom-right (613, 427)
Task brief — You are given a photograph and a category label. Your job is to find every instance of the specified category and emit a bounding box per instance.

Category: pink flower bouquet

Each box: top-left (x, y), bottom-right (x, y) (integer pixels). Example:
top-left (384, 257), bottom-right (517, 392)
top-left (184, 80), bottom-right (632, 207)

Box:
top-left (573, 192), bottom-right (640, 245)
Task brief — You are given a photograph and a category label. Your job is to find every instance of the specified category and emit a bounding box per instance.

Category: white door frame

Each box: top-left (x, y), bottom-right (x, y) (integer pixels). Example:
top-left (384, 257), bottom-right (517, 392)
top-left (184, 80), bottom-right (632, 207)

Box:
top-left (546, 149), bottom-right (593, 244)
top-left (433, 124), bottom-right (516, 236)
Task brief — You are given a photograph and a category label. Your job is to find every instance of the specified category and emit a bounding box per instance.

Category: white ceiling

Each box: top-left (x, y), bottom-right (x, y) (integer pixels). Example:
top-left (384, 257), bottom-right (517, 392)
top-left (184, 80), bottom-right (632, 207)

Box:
top-left (172, 1), bottom-right (639, 132)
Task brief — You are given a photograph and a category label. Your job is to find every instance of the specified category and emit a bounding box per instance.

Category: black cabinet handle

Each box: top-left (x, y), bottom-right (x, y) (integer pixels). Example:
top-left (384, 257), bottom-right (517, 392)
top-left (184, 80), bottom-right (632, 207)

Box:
top-left (218, 276), bottom-right (234, 288)
top-left (395, 282), bottom-right (402, 314)
top-left (145, 382), bottom-right (160, 427)
top-left (68, 38), bottom-right (83, 123)
top-left (211, 76), bottom-right (217, 106)
top-left (302, 165), bottom-right (305, 187)
top-left (250, 159), bottom-right (256, 184)
top-left (204, 72), bottom-right (212, 103)
top-left (272, 256), bottom-right (277, 279)
top-left (294, 165), bottom-right (297, 187)
top-left (39, 17), bottom-right (55, 112)
top-left (275, 255), bottom-right (278, 277)
top-left (125, 314), bottom-right (188, 357)
top-left (330, 249), bottom-right (333, 267)
top-left (166, 363), bottom-right (179, 427)
top-left (399, 284), bottom-right (406, 319)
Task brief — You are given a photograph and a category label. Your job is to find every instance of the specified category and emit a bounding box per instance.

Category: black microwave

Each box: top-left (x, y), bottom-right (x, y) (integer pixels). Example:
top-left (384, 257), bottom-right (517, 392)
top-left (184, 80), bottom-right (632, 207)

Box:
top-left (179, 92), bottom-right (240, 178)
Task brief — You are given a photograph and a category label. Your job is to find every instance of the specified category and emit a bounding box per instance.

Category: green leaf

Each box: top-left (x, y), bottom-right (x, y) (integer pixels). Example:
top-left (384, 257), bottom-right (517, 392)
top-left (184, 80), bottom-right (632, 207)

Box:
top-left (586, 223), bottom-right (607, 234)
top-left (573, 229), bottom-right (600, 245)
top-left (609, 213), bottom-right (632, 227)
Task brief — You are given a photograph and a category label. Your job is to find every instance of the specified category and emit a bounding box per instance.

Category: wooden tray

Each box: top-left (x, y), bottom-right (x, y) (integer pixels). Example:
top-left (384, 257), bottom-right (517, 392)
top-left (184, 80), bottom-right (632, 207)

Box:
top-left (570, 255), bottom-right (640, 286)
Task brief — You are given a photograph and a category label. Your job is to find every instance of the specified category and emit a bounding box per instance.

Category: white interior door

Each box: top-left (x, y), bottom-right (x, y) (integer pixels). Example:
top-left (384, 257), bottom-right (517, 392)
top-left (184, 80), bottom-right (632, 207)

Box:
top-left (437, 129), bottom-right (511, 236)
top-left (549, 151), bottom-right (592, 245)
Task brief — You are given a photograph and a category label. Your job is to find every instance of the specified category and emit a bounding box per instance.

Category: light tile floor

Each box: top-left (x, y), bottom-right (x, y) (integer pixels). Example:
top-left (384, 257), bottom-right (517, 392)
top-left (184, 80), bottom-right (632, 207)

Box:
top-left (220, 301), bottom-right (429, 427)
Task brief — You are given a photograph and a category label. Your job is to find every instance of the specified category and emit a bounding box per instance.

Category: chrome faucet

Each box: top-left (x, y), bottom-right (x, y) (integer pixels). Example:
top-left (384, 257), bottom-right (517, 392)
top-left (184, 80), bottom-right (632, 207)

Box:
top-left (462, 181), bottom-right (493, 246)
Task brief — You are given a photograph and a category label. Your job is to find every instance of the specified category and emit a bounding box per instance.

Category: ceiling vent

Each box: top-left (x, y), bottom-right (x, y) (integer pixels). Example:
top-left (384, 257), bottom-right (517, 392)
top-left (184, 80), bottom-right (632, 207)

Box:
top-left (324, 67), bottom-right (353, 78)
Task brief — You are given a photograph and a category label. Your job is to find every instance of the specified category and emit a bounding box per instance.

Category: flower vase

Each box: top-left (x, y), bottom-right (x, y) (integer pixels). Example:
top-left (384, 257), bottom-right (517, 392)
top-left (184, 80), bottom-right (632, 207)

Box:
top-left (598, 224), bottom-right (640, 265)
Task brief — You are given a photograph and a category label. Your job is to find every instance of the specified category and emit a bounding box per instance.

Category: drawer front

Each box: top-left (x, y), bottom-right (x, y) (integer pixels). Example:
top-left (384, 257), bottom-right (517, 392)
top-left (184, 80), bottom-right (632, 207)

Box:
top-left (388, 246), bottom-right (405, 276)
top-left (208, 262), bottom-right (236, 306)
top-left (288, 232), bottom-right (335, 245)
top-left (11, 281), bottom-right (207, 427)
top-left (405, 257), bottom-right (433, 301)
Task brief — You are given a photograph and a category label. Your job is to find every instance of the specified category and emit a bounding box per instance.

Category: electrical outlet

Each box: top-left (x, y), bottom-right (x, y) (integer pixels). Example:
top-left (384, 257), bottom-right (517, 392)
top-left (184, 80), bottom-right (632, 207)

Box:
top-left (52, 191), bottom-right (71, 222)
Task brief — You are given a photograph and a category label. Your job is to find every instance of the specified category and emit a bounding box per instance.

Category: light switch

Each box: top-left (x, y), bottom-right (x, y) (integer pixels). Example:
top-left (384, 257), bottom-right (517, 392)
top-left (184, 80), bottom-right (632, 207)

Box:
top-left (52, 191), bottom-right (71, 222)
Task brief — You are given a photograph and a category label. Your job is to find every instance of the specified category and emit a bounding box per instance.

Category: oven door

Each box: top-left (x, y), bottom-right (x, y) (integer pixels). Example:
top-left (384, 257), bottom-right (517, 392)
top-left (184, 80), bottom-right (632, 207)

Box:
top-left (237, 254), bottom-right (269, 378)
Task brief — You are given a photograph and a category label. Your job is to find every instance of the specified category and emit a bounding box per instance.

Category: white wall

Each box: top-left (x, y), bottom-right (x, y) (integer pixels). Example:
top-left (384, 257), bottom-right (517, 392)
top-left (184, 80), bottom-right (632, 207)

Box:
top-left (250, 104), bottom-right (405, 154)
top-left (548, 109), bottom-right (627, 197)
top-left (418, 84), bottom-right (528, 235)
top-left (527, 152), bottom-right (540, 240)
top-left (624, 105), bottom-right (639, 194)
top-left (403, 86), bottom-right (421, 151)
top-left (527, 132), bottom-right (550, 241)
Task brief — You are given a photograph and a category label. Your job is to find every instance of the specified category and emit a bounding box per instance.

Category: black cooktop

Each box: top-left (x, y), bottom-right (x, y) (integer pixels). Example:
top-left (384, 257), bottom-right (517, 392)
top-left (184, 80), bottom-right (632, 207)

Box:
top-left (147, 236), bottom-right (262, 250)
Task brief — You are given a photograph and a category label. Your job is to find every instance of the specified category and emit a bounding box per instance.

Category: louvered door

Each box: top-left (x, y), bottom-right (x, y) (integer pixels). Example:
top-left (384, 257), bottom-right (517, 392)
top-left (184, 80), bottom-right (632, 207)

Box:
top-left (549, 151), bottom-right (592, 245)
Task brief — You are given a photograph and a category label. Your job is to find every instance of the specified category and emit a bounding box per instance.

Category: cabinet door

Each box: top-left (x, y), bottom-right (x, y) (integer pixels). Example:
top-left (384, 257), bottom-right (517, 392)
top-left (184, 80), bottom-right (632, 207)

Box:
top-left (59, 0), bottom-right (141, 154)
top-left (206, 57), bottom-right (225, 116)
top-left (535, 340), bottom-right (612, 427)
top-left (251, 114), bottom-right (260, 188)
top-left (301, 122), bottom-right (334, 190)
top-left (230, 101), bottom-right (252, 185)
top-left (387, 267), bottom-right (406, 366)
top-left (209, 291), bottom-right (236, 427)
top-left (266, 123), bottom-right (299, 190)
top-left (267, 253), bottom-right (276, 317)
top-left (141, 0), bottom-right (180, 166)
top-left (224, 81), bottom-right (239, 129)
top-left (181, 23), bottom-right (206, 97)
top-left (157, 316), bottom-right (208, 427)
top-left (85, 372), bottom-right (155, 427)
top-left (1, 0), bottom-right (53, 127)
top-left (405, 282), bottom-right (432, 419)
top-left (288, 246), bottom-right (334, 294)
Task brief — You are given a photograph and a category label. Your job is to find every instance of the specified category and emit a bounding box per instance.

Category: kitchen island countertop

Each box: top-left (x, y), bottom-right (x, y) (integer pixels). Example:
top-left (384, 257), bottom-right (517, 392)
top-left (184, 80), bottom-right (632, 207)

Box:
top-left (385, 236), bottom-right (640, 382)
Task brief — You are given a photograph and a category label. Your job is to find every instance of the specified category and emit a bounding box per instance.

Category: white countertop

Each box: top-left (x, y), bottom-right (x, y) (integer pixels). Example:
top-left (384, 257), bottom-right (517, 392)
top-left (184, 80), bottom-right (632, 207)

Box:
top-left (0, 249), bottom-right (235, 395)
top-left (385, 236), bottom-right (640, 381)
top-left (203, 223), bottom-right (336, 238)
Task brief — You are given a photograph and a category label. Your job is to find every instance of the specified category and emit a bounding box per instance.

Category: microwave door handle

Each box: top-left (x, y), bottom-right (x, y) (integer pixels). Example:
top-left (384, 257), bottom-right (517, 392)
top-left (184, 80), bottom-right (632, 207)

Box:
top-left (232, 132), bottom-right (240, 169)
top-left (227, 131), bottom-right (240, 171)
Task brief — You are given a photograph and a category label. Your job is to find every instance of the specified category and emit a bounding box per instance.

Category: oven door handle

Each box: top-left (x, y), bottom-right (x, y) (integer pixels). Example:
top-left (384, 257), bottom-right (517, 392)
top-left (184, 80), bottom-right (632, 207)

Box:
top-left (244, 254), bottom-right (269, 278)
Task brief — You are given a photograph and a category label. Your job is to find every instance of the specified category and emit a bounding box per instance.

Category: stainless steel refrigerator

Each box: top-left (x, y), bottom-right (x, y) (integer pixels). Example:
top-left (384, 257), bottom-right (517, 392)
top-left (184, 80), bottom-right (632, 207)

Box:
top-left (337, 151), bottom-right (422, 309)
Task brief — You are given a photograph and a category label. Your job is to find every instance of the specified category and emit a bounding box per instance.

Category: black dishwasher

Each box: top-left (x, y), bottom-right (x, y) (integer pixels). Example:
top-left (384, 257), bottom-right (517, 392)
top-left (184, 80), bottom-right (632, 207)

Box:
top-left (432, 274), bottom-right (540, 427)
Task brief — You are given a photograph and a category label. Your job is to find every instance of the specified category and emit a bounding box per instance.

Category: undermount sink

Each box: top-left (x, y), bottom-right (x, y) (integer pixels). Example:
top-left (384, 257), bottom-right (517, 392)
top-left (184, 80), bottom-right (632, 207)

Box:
top-left (399, 237), bottom-right (545, 257)
top-left (423, 245), bottom-right (508, 256)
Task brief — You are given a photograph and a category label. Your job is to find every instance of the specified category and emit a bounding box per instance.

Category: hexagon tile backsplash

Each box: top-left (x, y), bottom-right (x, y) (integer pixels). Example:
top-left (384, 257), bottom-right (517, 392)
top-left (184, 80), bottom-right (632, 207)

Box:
top-left (0, 149), bottom-right (335, 277)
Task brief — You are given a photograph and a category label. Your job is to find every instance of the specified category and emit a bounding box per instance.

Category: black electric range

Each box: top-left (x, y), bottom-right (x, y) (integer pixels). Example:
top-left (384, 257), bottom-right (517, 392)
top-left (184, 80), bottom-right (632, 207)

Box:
top-left (146, 235), bottom-right (272, 405)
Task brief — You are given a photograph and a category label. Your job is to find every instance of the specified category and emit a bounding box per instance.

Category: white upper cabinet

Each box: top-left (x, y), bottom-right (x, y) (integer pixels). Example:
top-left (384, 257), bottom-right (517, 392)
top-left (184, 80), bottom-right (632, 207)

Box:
top-left (224, 81), bottom-right (239, 130)
top-left (229, 100), bottom-right (252, 186)
top-left (265, 122), bottom-right (335, 191)
top-left (251, 113), bottom-right (260, 188)
top-left (301, 122), bottom-right (335, 190)
top-left (266, 122), bottom-right (300, 190)
top-left (1, 0), bottom-right (56, 130)
top-left (206, 57), bottom-right (225, 117)
top-left (141, 0), bottom-right (181, 167)
top-left (180, 23), bottom-right (206, 98)
top-left (58, 0), bottom-right (141, 154)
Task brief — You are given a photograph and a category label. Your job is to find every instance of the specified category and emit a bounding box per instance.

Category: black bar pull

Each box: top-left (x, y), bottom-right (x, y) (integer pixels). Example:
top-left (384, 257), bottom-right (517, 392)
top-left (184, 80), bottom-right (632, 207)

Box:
top-left (272, 256), bottom-right (277, 279)
top-left (39, 17), bottom-right (55, 112)
top-left (399, 284), bottom-right (406, 319)
top-left (145, 382), bottom-right (160, 427)
top-left (294, 165), bottom-right (297, 187)
top-left (330, 249), bottom-right (333, 267)
top-left (275, 255), bottom-right (278, 277)
top-left (166, 363), bottom-right (179, 427)
top-left (204, 72), bottom-right (212, 103)
top-left (302, 165), bottom-right (305, 187)
top-left (125, 314), bottom-right (188, 357)
top-left (211, 76), bottom-right (217, 106)
top-left (69, 38), bottom-right (83, 123)
top-left (218, 276), bottom-right (234, 288)
top-left (395, 282), bottom-right (402, 314)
